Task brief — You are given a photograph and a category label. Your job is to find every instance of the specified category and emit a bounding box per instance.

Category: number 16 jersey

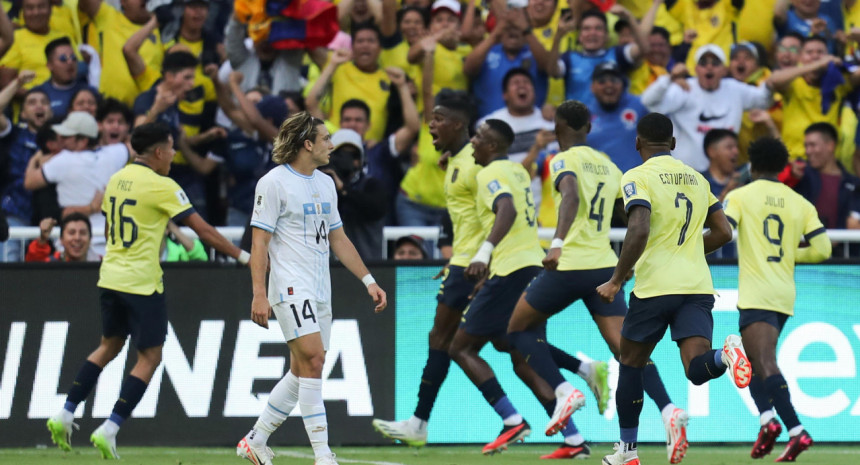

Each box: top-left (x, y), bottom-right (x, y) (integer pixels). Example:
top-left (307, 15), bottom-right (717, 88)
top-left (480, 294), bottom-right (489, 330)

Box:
top-left (620, 153), bottom-right (721, 298)
top-left (251, 165), bottom-right (343, 305)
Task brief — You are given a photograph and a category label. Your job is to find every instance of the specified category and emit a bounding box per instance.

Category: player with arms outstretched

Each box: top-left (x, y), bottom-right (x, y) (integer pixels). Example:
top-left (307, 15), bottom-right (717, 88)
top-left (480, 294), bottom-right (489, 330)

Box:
top-left (723, 137), bottom-right (831, 462)
top-left (507, 101), bottom-right (682, 462)
top-left (47, 122), bottom-right (250, 459)
top-left (597, 113), bottom-right (750, 465)
top-left (236, 112), bottom-right (387, 465)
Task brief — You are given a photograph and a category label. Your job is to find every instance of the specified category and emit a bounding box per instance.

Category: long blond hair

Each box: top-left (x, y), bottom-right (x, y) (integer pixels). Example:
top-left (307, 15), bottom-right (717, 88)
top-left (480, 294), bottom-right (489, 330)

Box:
top-left (271, 112), bottom-right (325, 165)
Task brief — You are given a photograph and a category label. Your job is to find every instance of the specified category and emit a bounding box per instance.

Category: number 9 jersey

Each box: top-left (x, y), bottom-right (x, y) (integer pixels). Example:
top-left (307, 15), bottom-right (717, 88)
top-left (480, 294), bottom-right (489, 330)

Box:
top-left (250, 165), bottom-right (343, 305)
top-left (620, 153), bottom-right (721, 298)
top-left (98, 163), bottom-right (197, 295)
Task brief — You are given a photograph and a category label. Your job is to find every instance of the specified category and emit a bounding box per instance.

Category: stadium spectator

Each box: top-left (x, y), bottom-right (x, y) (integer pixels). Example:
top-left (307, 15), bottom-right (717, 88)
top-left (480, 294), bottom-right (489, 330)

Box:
top-left (586, 61), bottom-right (648, 173)
top-left (729, 41), bottom-right (783, 164)
top-left (379, 1), bottom-right (427, 102)
top-left (97, 98), bottom-right (133, 146)
top-left (407, 0), bottom-right (468, 98)
top-left (393, 234), bottom-right (428, 259)
top-left (628, 22), bottom-right (671, 96)
top-left (323, 129), bottom-right (388, 260)
top-left (792, 123), bottom-right (860, 230)
top-left (29, 117), bottom-right (63, 225)
top-left (34, 37), bottom-right (96, 118)
top-left (775, 0), bottom-right (839, 52)
top-left (25, 212), bottom-right (99, 262)
top-left (162, 220), bottom-right (208, 262)
top-left (666, 0), bottom-right (742, 72)
top-left (69, 87), bottom-right (99, 117)
top-left (702, 129), bottom-right (744, 202)
top-left (223, 15), bottom-right (304, 95)
top-left (0, 4), bottom-right (14, 61)
top-left (775, 32), bottom-right (803, 69)
top-left (640, 44), bottom-right (774, 172)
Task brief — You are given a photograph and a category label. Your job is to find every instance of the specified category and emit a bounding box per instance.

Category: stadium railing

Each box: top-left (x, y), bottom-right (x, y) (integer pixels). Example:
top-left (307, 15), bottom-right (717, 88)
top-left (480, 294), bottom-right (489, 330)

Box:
top-left (6, 226), bottom-right (860, 260)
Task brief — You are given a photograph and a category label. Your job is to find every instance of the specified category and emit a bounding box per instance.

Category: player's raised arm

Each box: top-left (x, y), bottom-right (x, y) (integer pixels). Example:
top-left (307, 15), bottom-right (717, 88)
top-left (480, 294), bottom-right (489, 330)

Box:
top-left (329, 227), bottom-right (387, 312)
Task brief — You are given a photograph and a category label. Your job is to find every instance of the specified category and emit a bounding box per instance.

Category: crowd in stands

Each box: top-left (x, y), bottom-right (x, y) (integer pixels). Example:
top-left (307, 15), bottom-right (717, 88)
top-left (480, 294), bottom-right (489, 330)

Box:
top-left (1, 0), bottom-right (860, 263)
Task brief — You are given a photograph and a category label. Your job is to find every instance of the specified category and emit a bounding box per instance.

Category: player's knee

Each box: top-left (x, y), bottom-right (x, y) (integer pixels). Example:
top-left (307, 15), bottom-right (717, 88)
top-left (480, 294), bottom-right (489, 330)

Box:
top-left (490, 338), bottom-right (511, 353)
top-left (302, 352), bottom-right (325, 377)
top-left (428, 326), bottom-right (452, 350)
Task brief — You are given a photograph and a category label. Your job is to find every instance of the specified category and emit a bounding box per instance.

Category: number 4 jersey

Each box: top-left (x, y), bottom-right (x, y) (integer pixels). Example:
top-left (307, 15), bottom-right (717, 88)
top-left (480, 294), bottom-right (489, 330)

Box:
top-left (621, 153), bottom-right (721, 298)
top-left (98, 162), bottom-right (197, 295)
top-left (251, 165), bottom-right (342, 305)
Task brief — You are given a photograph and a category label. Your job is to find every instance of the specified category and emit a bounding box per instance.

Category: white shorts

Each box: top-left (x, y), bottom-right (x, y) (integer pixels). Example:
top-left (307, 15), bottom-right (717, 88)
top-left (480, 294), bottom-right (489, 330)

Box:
top-left (272, 298), bottom-right (332, 351)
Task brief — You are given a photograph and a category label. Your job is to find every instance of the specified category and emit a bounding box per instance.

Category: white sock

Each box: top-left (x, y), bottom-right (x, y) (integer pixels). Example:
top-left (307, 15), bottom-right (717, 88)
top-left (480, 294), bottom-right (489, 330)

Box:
top-left (407, 415), bottom-right (427, 433)
top-left (661, 403), bottom-right (677, 422)
top-left (554, 381), bottom-right (575, 399)
top-left (251, 371), bottom-right (300, 445)
top-left (788, 425), bottom-right (804, 437)
top-left (502, 413), bottom-right (523, 426)
top-left (759, 409), bottom-right (776, 426)
top-left (101, 419), bottom-right (120, 436)
top-left (577, 361), bottom-right (593, 379)
top-left (299, 377), bottom-right (331, 459)
top-left (59, 409), bottom-right (74, 424)
top-left (564, 432), bottom-right (584, 446)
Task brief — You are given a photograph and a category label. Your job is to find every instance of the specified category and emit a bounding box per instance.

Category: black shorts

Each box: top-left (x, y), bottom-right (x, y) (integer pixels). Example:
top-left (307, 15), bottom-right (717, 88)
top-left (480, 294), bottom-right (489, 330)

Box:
top-left (460, 266), bottom-right (541, 337)
top-left (436, 265), bottom-right (473, 312)
top-left (738, 308), bottom-right (789, 333)
top-left (524, 267), bottom-right (627, 317)
top-left (622, 293), bottom-right (715, 343)
top-left (100, 288), bottom-right (168, 350)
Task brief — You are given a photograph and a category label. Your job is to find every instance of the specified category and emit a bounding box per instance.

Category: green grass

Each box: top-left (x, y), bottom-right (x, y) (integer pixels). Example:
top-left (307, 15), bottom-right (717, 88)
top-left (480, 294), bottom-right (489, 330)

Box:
top-left (2, 444), bottom-right (857, 465)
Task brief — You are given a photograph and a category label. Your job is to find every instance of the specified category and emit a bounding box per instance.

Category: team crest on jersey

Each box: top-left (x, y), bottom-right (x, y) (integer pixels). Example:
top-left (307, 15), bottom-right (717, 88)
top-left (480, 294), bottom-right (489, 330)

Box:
top-left (303, 202), bottom-right (332, 215)
top-left (552, 160), bottom-right (565, 172)
top-left (452, 168), bottom-right (459, 183)
top-left (623, 182), bottom-right (637, 198)
top-left (175, 189), bottom-right (190, 205)
top-left (487, 180), bottom-right (501, 194)
top-left (543, 28), bottom-right (552, 38)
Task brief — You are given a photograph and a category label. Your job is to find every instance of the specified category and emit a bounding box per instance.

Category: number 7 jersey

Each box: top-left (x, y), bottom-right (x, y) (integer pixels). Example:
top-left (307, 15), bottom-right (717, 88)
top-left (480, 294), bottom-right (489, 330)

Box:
top-left (251, 165), bottom-right (343, 305)
top-left (620, 154), bottom-right (721, 298)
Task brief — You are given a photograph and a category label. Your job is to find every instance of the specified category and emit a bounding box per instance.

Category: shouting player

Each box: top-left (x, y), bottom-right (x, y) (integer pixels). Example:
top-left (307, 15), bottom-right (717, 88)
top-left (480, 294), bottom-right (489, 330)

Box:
top-left (597, 113), bottom-right (750, 465)
top-left (723, 137), bottom-right (831, 461)
top-left (47, 122), bottom-right (250, 459)
top-left (508, 101), bottom-right (681, 462)
top-left (236, 112), bottom-right (387, 465)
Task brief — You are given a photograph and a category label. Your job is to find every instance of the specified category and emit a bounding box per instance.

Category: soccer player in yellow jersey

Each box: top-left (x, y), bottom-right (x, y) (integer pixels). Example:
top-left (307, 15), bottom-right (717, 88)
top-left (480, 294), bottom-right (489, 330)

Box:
top-left (596, 113), bottom-right (748, 465)
top-left (723, 137), bottom-right (831, 462)
top-left (46, 122), bottom-right (249, 459)
top-left (508, 101), bottom-right (684, 462)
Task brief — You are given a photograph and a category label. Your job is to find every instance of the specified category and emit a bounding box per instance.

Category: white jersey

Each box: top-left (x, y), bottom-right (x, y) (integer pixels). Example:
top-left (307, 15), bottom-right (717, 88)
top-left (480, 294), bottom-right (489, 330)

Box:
top-left (250, 164), bottom-right (343, 305)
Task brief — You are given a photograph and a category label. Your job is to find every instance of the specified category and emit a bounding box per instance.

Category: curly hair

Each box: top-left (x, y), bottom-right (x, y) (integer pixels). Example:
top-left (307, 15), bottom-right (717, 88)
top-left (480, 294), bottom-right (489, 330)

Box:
top-left (271, 112), bottom-right (325, 165)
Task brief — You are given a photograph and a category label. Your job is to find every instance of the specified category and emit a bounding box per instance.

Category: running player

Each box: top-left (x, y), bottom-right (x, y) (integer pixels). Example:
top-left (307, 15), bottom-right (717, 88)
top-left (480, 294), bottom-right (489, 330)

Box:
top-left (46, 122), bottom-right (250, 459)
top-left (507, 101), bottom-right (682, 462)
top-left (236, 112), bottom-right (387, 465)
top-left (723, 137), bottom-right (831, 462)
top-left (372, 91), bottom-right (600, 450)
top-left (597, 113), bottom-right (750, 465)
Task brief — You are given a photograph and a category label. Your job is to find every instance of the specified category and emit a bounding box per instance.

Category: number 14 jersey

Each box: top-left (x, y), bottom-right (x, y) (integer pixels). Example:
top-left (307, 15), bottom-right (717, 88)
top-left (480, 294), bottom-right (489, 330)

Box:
top-left (621, 153), bottom-right (721, 298)
top-left (251, 165), bottom-right (343, 305)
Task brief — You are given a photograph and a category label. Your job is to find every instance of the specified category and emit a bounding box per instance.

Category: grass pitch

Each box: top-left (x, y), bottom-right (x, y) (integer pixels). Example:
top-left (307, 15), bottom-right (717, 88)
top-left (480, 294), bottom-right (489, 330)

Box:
top-left (1, 444), bottom-right (857, 465)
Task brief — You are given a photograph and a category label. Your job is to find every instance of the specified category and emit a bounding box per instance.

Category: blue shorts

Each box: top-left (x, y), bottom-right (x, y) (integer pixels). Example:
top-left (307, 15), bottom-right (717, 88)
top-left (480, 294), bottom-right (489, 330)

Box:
top-left (460, 266), bottom-right (541, 337)
top-left (436, 265), bottom-right (473, 312)
top-left (100, 288), bottom-right (168, 350)
top-left (738, 308), bottom-right (789, 333)
top-left (622, 293), bottom-right (715, 343)
top-left (524, 267), bottom-right (627, 317)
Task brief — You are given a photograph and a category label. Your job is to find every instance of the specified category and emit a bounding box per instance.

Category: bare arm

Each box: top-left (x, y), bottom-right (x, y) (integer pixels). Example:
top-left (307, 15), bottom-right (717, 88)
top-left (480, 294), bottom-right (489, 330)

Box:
top-left (205, 65), bottom-right (255, 134)
top-left (0, 4), bottom-right (14, 60)
top-left (337, 0), bottom-right (355, 32)
top-left (306, 49), bottom-right (350, 120)
top-left (609, 4), bottom-right (648, 61)
top-left (249, 227), bottom-right (272, 328)
top-left (182, 211), bottom-right (243, 259)
top-left (774, 0), bottom-right (790, 26)
top-left (796, 230), bottom-right (833, 263)
top-left (463, 28), bottom-right (501, 78)
top-left (23, 150), bottom-right (51, 191)
top-left (547, 14), bottom-right (576, 78)
top-left (485, 196), bottom-right (517, 246)
top-left (380, 0), bottom-right (398, 38)
top-left (611, 205), bottom-right (650, 285)
top-left (329, 227), bottom-right (387, 312)
top-left (230, 72), bottom-right (279, 141)
top-left (767, 56), bottom-right (834, 92)
top-left (387, 67), bottom-right (420, 153)
top-left (703, 207), bottom-right (732, 254)
top-left (0, 71), bottom-right (34, 133)
top-left (421, 36), bottom-right (436, 122)
top-left (123, 15), bottom-right (158, 79)
top-left (543, 174), bottom-right (579, 271)
top-left (167, 221), bottom-right (196, 252)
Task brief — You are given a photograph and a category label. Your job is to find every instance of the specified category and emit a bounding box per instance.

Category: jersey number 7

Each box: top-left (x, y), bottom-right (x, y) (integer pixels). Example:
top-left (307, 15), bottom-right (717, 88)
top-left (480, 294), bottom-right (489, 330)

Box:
top-left (674, 192), bottom-right (693, 246)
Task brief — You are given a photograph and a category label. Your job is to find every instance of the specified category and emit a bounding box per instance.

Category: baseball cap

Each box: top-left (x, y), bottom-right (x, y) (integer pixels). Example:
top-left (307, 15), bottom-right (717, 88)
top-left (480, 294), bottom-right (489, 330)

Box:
top-left (256, 95), bottom-right (289, 127)
top-left (52, 111), bottom-right (99, 139)
top-left (592, 61), bottom-right (624, 81)
top-left (694, 44), bottom-right (727, 66)
top-left (432, 0), bottom-right (461, 17)
top-left (730, 41), bottom-right (759, 61)
top-left (331, 129), bottom-right (365, 157)
top-left (394, 235), bottom-right (428, 258)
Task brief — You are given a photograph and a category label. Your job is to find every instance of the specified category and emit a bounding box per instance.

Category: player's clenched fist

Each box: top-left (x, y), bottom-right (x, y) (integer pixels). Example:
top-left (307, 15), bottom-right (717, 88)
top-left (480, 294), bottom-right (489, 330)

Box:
top-left (368, 283), bottom-right (387, 313)
top-left (542, 247), bottom-right (561, 271)
top-left (251, 294), bottom-right (272, 329)
top-left (596, 280), bottom-right (622, 304)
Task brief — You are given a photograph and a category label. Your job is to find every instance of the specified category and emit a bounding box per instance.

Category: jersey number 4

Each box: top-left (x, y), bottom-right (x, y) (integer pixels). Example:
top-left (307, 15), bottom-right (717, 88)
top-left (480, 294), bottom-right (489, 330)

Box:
top-left (108, 196), bottom-right (138, 248)
top-left (291, 299), bottom-right (317, 327)
top-left (589, 182), bottom-right (606, 231)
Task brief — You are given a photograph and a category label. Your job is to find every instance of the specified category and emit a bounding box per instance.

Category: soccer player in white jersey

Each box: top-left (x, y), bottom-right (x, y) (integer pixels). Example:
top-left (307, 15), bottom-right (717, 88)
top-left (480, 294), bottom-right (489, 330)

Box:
top-left (236, 112), bottom-right (388, 465)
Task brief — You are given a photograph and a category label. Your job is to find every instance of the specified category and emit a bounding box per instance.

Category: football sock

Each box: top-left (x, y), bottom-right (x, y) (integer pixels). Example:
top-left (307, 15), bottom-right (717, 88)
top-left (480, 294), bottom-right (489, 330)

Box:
top-left (508, 330), bottom-right (566, 388)
top-left (548, 344), bottom-right (582, 375)
top-left (616, 363), bottom-right (644, 444)
top-left (687, 350), bottom-right (725, 385)
top-left (765, 374), bottom-right (801, 431)
top-left (643, 360), bottom-right (672, 411)
top-left (477, 378), bottom-right (521, 424)
top-left (252, 371), bottom-right (300, 444)
top-left (714, 348), bottom-right (727, 369)
top-left (109, 375), bottom-right (147, 428)
top-left (407, 415), bottom-right (427, 432)
top-left (65, 360), bottom-right (102, 412)
top-left (299, 377), bottom-right (331, 459)
top-left (414, 349), bottom-right (451, 421)
top-left (563, 430), bottom-right (584, 446)
top-left (788, 425), bottom-right (804, 437)
top-left (760, 409), bottom-right (776, 426)
top-left (748, 373), bottom-right (773, 415)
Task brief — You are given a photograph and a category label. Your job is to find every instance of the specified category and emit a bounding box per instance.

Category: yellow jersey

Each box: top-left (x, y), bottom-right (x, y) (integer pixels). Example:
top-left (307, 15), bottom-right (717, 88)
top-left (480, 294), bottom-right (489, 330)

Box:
top-left (475, 158), bottom-right (543, 277)
top-left (738, 0), bottom-right (776, 52)
top-left (399, 123), bottom-right (446, 207)
top-left (445, 144), bottom-right (484, 267)
top-left (723, 179), bottom-right (826, 315)
top-left (379, 40), bottom-right (423, 112)
top-left (429, 44), bottom-right (470, 96)
top-left (534, 15), bottom-right (566, 106)
top-left (845, 1), bottom-right (860, 61)
top-left (0, 28), bottom-right (76, 90)
top-left (330, 62), bottom-right (390, 143)
top-left (621, 154), bottom-right (719, 297)
top-left (98, 163), bottom-right (196, 295)
top-left (737, 68), bottom-right (783, 165)
top-left (550, 146), bottom-right (623, 271)
top-left (781, 76), bottom-right (852, 159)
top-left (88, 2), bottom-right (164, 106)
top-left (668, 0), bottom-right (739, 71)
